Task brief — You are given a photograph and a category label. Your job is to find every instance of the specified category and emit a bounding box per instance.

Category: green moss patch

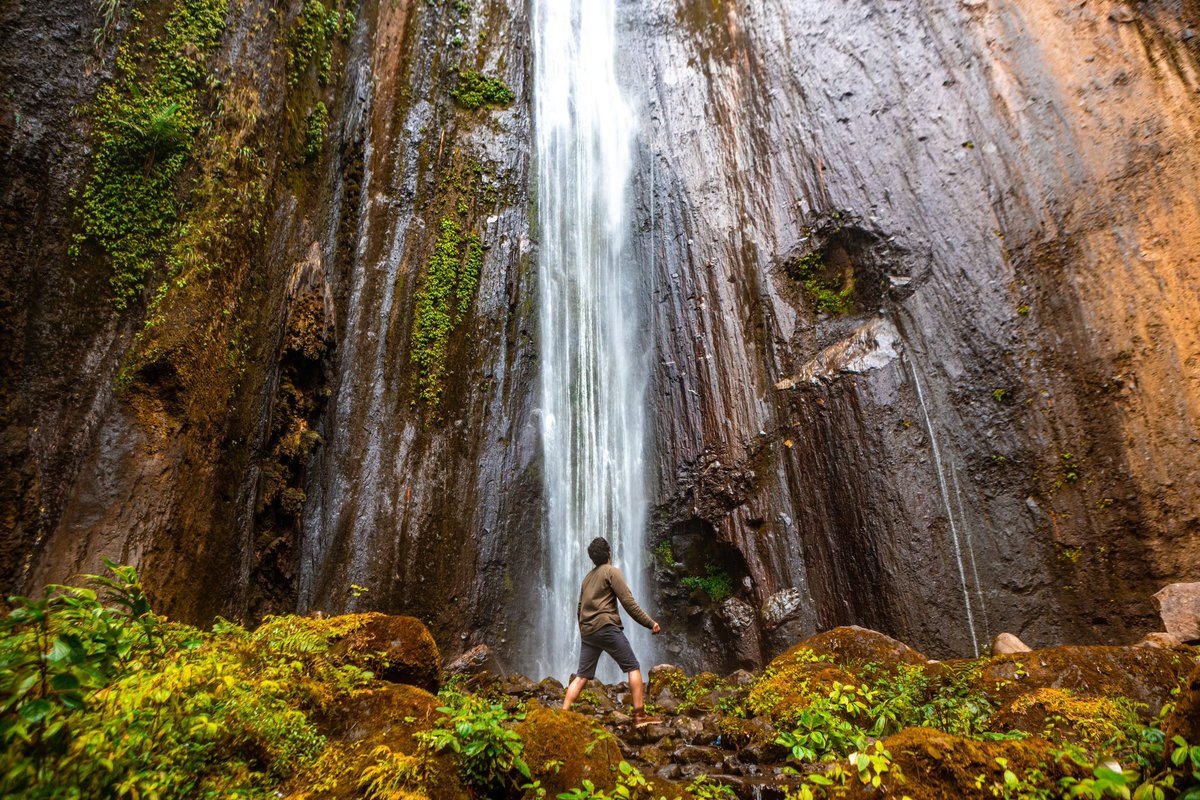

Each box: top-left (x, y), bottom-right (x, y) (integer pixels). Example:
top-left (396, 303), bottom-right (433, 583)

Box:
top-left (410, 218), bottom-right (483, 406)
top-left (73, 0), bottom-right (231, 311)
top-left (450, 69), bottom-right (514, 110)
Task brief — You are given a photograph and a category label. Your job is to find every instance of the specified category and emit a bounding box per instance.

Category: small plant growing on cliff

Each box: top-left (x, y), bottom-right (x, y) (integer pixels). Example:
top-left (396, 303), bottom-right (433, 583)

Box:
top-left (303, 101), bottom-right (330, 161)
top-left (450, 69), bottom-right (514, 110)
top-left (681, 563), bottom-right (733, 603)
top-left (789, 251), bottom-right (854, 316)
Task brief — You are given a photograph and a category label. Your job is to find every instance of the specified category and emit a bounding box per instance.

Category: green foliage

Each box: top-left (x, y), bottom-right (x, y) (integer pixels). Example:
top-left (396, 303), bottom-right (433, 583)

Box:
top-left (418, 684), bottom-right (531, 796)
top-left (450, 69), bottom-right (515, 110)
top-left (358, 745), bottom-right (424, 800)
top-left (73, 0), bottom-right (231, 310)
top-left (556, 760), bottom-right (671, 800)
top-left (287, 0), bottom-right (352, 86)
top-left (304, 101), bottom-right (330, 161)
top-left (681, 563), bottom-right (733, 603)
top-left (0, 564), bottom-right (371, 799)
top-left (790, 251), bottom-right (854, 316)
top-left (654, 541), bottom-right (675, 568)
top-left (410, 218), bottom-right (483, 406)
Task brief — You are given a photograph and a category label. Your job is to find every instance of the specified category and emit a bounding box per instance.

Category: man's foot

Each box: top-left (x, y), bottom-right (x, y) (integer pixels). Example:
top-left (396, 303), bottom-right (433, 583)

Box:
top-left (631, 708), bottom-right (663, 728)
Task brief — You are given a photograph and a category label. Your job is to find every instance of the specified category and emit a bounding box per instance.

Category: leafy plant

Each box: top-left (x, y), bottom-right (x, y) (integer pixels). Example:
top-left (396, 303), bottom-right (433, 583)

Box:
top-left (681, 563), bottom-right (733, 604)
top-left (450, 69), bottom-right (514, 110)
top-left (418, 686), bottom-right (531, 796)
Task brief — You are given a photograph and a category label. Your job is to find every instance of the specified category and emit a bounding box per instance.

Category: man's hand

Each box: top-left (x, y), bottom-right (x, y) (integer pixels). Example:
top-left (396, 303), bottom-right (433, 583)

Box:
top-left (652, 622), bottom-right (661, 635)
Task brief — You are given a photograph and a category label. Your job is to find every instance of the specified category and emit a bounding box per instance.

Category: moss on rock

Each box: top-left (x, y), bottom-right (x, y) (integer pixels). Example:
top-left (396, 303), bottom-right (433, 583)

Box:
top-left (970, 645), bottom-right (1192, 714)
top-left (331, 614), bottom-right (442, 692)
top-left (514, 707), bottom-right (623, 796)
top-left (988, 687), bottom-right (1141, 748)
top-left (793, 626), bottom-right (929, 671)
top-left (836, 727), bottom-right (1076, 800)
top-left (290, 683), bottom-right (466, 800)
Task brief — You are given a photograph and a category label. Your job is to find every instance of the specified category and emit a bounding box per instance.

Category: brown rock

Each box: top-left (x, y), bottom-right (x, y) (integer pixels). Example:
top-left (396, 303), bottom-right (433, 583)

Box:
top-left (443, 643), bottom-right (498, 676)
top-left (331, 614), bottom-right (441, 692)
top-left (1137, 632), bottom-right (1188, 649)
top-left (835, 728), bottom-right (1079, 800)
top-left (672, 744), bottom-right (723, 764)
top-left (1153, 582), bottom-right (1200, 641)
top-left (792, 626), bottom-right (928, 669)
top-left (296, 684), bottom-right (466, 800)
top-left (971, 645), bottom-right (1192, 715)
top-left (1165, 660), bottom-right (1200, 751)
top-left (991, 632), bottom-right (1032, 654)
top-left (515, 708), bottom-right (623, 796)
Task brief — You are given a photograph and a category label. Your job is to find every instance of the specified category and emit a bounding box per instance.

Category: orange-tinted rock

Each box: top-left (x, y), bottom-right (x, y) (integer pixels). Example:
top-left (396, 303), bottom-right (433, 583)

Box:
top-left (515, 707), bottom-right (623, 796)
top-left (1166, 658), bottom-right (1200, 750)
top-left (971, 645), bottom-right (1191, 714)
top-left (989, 687), bottom-right (1140, 748)
top-left (791, 626), bottom-right (929, 670)
top-left (331, 613), bottom-right (441, 692)
top-left (837, 727), bottom-right (1076, 800)
top-left (288, 683), bottom-right (466, 800)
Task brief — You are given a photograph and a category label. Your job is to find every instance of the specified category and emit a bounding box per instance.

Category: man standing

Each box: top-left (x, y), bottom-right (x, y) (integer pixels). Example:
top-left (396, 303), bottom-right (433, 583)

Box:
top-left (562, 537), bottom-right (663, 727)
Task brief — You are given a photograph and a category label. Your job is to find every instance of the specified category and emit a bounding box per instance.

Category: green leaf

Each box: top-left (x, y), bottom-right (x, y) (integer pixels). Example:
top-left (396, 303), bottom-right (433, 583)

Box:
top-left (20, 699), bottom-right (52, 723)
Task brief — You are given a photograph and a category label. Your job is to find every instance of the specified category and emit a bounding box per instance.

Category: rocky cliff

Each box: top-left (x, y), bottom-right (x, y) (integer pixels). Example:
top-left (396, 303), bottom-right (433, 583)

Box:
top-left (2, 0), bottom-right (1198, 670)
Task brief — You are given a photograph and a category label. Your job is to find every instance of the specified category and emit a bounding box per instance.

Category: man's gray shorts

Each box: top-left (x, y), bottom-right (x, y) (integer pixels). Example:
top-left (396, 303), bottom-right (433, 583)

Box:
top-left (576, 624), bottom-right (640, 679)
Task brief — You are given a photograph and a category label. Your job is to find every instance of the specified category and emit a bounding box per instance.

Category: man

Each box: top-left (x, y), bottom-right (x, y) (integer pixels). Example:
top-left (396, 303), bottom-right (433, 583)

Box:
top-left (562, 536), bottom-right (663, 727)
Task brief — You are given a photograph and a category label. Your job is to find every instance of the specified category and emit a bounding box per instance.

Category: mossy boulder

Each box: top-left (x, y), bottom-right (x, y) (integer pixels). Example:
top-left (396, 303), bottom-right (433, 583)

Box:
top-left (988, 687), bottom-right (1141, 748)
top-left (1166, 658), bottom-right (1200, 748)
top-left (837, 727), bottom-right (1076, 799)
top-left (288, 684), bottom-right (465, 800)
top-left (331, 613), bottom-right (441, 692)
top-left (514, 707), bottom-right (622, 796)
top-left (793, 626), bottom-right (929, 671)
top-left (747, 643), bottom-right (858, 727)
top-left (969, 645), bottom-right (1192, 713)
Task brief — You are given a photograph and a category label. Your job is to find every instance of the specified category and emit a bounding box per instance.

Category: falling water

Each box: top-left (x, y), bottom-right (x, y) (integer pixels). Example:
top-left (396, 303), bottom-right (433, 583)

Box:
top-left (531, 0), bottom-right (651, 681)
top-left (909, 359), bottom-right (980, 656)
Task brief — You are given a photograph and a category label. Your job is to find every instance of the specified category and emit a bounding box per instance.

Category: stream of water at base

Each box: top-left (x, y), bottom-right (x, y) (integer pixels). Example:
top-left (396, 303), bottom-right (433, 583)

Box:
top-left (530, 0), bottom-right (652, 683)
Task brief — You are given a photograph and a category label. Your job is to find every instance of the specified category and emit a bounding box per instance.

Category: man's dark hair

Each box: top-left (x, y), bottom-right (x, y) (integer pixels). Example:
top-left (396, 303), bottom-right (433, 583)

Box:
top-left (587, 537), bottom-right (611, 567)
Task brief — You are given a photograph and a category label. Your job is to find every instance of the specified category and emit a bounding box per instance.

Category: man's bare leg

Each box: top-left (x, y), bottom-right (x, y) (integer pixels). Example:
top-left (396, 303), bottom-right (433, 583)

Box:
top-left (628, 668), bottom-right (645, 711)
top-left (563, 675), bottom-right (589, 711)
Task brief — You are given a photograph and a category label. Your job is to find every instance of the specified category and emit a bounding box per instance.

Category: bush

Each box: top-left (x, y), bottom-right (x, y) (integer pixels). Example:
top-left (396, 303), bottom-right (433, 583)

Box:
top-left (0, 562), bottom-right (371, 798)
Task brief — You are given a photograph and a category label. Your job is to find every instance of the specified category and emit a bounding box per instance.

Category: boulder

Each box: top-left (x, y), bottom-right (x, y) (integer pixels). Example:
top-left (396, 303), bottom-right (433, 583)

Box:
top-left (988, 687), bottom-right (1140, 747)
top-left (1153, 582), bottom-right (1200, 642)
top-left (444, 643), bottom-right (500, 676)
top-left (292, 684), bottom-right (466, 800)
top-left (790, 626), bottom-right (928, 670)
top-left (1138, 632), bottom-right (1189, 649)
top-left (1165, 660), bottom-right (1200, 751)
top-left (835, 727), bottom-right (1079, 800)
top-left (331, 614), bottom-right (441, 692)
top-left (514, 707), bottom-right (623, 796)
top-left (991, 632), bottom-right (1032, 654)
top-left (971, 645), bottom-right (1193, 715)
top-left (725, 669), bottom-right (756, 686)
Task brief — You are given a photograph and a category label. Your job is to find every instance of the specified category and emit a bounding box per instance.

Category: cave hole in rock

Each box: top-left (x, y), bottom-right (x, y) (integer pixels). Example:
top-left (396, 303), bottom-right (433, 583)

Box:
top-left (666, 517), bottom-right (750, 604)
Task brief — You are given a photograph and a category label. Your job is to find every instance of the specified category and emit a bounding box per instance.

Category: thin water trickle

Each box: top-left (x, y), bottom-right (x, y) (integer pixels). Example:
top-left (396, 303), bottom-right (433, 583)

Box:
top-left (909, 358), bottom-right (980, 656)
top-left (530, 0), bottom-right (652, 681)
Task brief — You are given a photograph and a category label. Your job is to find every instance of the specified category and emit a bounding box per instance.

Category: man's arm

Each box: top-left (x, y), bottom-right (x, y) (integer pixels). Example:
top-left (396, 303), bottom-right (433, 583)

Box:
top-left (608, 567), bottom-right (657, 630)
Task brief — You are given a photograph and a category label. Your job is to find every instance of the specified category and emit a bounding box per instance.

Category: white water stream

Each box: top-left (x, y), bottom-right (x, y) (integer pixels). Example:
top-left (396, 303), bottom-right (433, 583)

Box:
top-left (530, 0), bottom-right (652, 681)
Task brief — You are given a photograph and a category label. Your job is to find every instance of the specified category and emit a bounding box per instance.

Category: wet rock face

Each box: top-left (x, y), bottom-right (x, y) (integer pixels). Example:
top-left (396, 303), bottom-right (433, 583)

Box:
top-left (3, 0), bottom-right (1199, 677)
top-left (624, 0), bottom-right (1200, 664)
top-left (1, 0), bottom-right (538, 657)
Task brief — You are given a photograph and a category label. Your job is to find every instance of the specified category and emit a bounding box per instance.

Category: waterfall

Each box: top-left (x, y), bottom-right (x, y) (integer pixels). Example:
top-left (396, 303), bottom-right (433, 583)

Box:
top-left (530, 0), bottom-right (651, 681)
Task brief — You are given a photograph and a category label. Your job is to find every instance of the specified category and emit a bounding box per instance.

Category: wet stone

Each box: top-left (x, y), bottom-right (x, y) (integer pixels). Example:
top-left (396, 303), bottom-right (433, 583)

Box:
top-left (672, 745), bottom-right (723, 765)
top-left (673, 715), bottom-right (706, 744)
